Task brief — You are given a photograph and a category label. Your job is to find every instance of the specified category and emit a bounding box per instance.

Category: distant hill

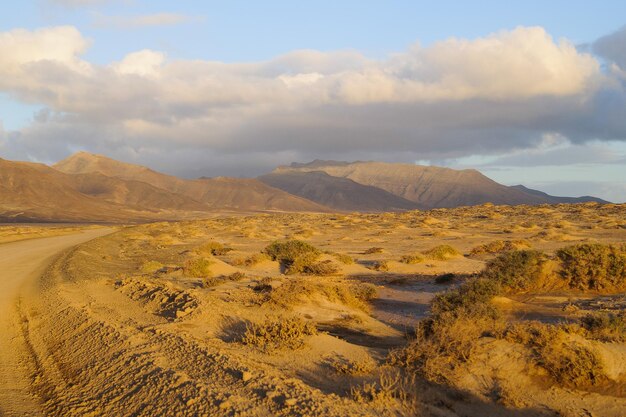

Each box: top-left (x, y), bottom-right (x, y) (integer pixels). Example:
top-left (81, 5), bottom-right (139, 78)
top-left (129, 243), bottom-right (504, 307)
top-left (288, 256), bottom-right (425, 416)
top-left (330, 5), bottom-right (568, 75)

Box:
top-left (54, 152), bottom-right (328, 213)
top-left (510, 185), bottom-right (609, 204)
top-left (270, 160), bottom-right (610, 209)
top-left (259, 170), bottom-right (419, 212)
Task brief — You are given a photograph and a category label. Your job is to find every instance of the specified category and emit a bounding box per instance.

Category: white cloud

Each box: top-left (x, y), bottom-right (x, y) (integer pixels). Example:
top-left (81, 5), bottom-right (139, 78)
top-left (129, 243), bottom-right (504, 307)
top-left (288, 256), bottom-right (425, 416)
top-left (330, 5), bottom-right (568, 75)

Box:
top-left (92, 13), bottom-right (196, 29)
top-left (0, 24), bottom-right (624, 201)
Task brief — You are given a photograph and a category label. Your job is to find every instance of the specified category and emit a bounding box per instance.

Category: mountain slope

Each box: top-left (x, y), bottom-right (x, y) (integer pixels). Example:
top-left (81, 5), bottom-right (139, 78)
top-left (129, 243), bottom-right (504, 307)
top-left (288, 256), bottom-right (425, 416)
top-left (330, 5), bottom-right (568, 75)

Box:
top-left (510, 185), bottom-right (610, 204)
top-left (0, 158), bottom-right (152, 222)
top-left (258, 171), bottom-right (419, 212)
top-left (54, 152), bottom-right (329, 212)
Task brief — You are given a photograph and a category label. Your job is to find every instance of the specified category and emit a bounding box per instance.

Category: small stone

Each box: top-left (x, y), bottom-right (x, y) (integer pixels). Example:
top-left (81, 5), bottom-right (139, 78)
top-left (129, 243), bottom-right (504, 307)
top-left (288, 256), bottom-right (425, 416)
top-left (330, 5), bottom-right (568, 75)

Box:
top-left (284, 398), bottom-right (297, 407)
top-left (218, 400), bottom-right (232, 409)
top-left (241, 371), bottom-right (253, 382)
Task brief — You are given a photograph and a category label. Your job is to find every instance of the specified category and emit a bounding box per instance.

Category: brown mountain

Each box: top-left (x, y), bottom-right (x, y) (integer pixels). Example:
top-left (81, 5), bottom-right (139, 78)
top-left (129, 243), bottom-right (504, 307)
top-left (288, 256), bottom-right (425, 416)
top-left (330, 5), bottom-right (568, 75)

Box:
top-left (0, 158), bottom-right (154, 222)
top-left (271, 160), bottom-right (608, 209)
top-left (258, 171), bottom-right (419, 212)
top-left (54, 152), bottom-right (328, 212)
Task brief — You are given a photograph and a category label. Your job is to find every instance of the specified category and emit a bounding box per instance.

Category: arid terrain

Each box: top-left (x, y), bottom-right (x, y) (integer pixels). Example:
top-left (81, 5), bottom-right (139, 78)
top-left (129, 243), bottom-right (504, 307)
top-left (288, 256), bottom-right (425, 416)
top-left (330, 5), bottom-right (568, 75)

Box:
top-left (1, 202), bottom-right (625, 416)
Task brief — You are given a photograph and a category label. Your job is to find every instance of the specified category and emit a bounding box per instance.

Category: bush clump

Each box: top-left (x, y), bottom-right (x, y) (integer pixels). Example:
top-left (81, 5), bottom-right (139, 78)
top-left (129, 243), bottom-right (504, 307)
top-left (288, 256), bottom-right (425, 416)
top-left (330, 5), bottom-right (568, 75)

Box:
top-left (141, 260), bottom-right (164, 273)
top-left (304, 260), bottom-right (341, 276)
top-left (470, 240), bottom-right (531, 256)
top-left (363, 247), bottom-right (384, 254)
top-left (184, 257), bottom-right (213, 278)
top-left (422, 245), bottom-right (460, 261)
top-left (197, 241), bottom-right (233, 256)
top-left (369, 260), bottom-right (390, 272)
top-left (333, 253), bottom-right (355, 265)
top-left (580, 312), bottom-right (626, 342)
top-left (556, 243), bottom-right (626, 290)
top-left (242, 316), bottom-right (317, 352)
top-left (399, 254), bottom-right (424, 264)
top-left (263, 240), bottom-right (321, 274)
top-left (481, 250), bottom-right (549, 292)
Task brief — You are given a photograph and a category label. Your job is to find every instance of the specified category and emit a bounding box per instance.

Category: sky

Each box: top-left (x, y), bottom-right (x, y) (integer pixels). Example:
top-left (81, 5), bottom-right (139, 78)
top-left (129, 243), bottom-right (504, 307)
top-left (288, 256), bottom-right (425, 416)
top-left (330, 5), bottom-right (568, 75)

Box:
top-left (0, 1), bottom-right (625, 202)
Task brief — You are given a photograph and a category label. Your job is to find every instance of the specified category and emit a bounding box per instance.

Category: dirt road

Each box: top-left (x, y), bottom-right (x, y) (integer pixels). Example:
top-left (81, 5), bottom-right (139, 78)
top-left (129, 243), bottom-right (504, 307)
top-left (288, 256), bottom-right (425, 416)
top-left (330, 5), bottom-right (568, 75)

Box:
top-left (0, 228), bottom-right (114, 417)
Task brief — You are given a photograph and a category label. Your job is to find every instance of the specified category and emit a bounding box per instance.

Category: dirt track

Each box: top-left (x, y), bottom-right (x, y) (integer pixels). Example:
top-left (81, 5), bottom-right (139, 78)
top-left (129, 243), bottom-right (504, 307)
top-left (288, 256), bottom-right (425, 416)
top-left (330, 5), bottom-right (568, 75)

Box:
top-left (0, 228), bottom-right (114, 417)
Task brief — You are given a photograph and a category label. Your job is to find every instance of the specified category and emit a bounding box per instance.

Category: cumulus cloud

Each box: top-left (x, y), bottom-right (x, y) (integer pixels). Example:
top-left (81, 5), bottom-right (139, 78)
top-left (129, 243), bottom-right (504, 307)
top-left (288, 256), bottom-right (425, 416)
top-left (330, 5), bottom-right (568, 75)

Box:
top-left (0, 24), bottom-right (625, 195)
top-left (92, 13), bottom-right (197, 29)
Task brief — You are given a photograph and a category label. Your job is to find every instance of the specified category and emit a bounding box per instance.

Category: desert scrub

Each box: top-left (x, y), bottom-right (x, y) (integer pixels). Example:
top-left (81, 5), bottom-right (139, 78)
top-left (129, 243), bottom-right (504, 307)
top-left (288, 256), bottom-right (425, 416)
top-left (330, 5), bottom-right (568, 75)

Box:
top-left (232, 253), bottom-right (270, 267)
top-left (431, 278), bottom-right (501, 318)
top-left (184, 257), bottom-right (213, 278)
top-left (363, 247), bottom-right (384, 254)
top-left (505, 322), bottom-right (607, 387)
top-left (329, 356), bottom-right (376, 375)
top-left (263, 240), bottom-right (321, 274)
top-left (332, 252), bottom-right (355, 265)
top-left (580, 312), bottom-right (626, 342)
top-left (196, 241), bottom-right (233, 256)
top-left (368, 260), bottom-right (389, 272)
top-left (304, 259), bottom-right (341, 276)
top-left (434, 273), bottom-right (455, 284)
top-left (399, 253), bottom-right (424, 264)
top-left (469, 239), bottom-right (531, 256)
top-left (141, 260), bottom-right (164, 273)
top-left (556, 243), bottom-right (626, 290)
top-left (242, 316), bottom-right (317, 352)
top-left (422, 245), bottom-right (460, 261)
top-left (203, 272), bottom-right (247, 288)
top-left (350, 368), bottom-right (416, 408)
top-left (481, 250), bottom-right (550, 292)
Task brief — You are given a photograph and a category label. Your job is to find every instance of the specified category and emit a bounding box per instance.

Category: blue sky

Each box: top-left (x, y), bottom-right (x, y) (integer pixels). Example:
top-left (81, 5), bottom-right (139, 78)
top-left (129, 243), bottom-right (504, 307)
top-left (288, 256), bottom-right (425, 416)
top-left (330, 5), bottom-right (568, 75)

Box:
top-left (0, 1), bottom-right (625, 201)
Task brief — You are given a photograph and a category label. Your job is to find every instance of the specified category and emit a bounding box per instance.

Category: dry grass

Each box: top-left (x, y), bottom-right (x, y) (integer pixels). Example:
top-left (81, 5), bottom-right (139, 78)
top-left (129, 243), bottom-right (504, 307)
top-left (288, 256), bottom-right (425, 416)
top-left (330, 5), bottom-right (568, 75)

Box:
top-left (399, 253), bottom-right (424, 264)
top-left (184, 257), bottom-right (213, 278)
top-left (242, 316), bottom-right (317, 352)
top-left (196, 241), bottom-right (233, 256)
top-left (141, 260), bottom-right (164, 273)
top-left (422, 244), bottom-right (461, 261)
top-left (469, 239), bottom-right (531, 256)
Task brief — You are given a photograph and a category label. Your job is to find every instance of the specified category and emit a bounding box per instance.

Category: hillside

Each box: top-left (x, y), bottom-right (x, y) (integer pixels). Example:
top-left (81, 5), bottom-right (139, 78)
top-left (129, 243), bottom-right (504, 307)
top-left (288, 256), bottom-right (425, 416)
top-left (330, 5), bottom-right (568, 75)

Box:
top-left (55, 152), bottom-right (328, 213)
top-left (276, 160), bottom-right (607, 209)
top-left (259, 171), bottom-right (419, 212)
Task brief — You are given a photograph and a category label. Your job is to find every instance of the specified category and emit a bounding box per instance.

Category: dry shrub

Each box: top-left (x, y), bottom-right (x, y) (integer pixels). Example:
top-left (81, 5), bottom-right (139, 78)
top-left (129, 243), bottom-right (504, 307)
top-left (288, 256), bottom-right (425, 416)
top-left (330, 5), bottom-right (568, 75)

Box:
top-left (399, 254), bottom-right (424, 264)
top-left (197, 241), bottom-right (233, 256)
top-left (329, 356), bottom-right (376, 375)
top-left (232, 253), bottom-right (270, 267)
top-left (333, 253), bottom-right (355, 265)
top-left (263, 240), bottom-right (321, 274)
top-left (469, 239), bottom-right (531, 256)
top-left (203, 271), bottom-right (247, 288)
top-left (434, 273), bottom-right (455, 284)
top-left (351, 368), bottom-right (418, 412)
top-left (422, 245), bottom-right (460, 261)
top-left (481, 250), bottom-right (551, 292)
top-left (369, 260), bottom-right (390, 272)
top-left (242, 316), bottom-right (317, 352)
top-left (141, 260), bottom-right (164, 273)
top-left (304, 260), bottom-right (341, 276)
top-left (556, 243), bottom-right (626, 290)
top-left (363, 247), bottom-right (384, 254)
top-left (184, 257), bottom-right (213, 278)
top-left (505, 322), bottom-right (607, 387)
top-left (580, 312), bottom-right (626, 342)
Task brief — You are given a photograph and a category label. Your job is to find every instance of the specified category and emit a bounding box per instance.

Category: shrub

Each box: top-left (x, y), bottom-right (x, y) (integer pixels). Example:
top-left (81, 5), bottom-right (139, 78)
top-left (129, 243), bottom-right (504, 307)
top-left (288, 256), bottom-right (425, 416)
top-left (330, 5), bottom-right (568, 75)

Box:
top-left (141, 260), bottom-right (163, 273)
top-left (304, 260), bottom-right (341, 276)
top-left (431, 278), bottom-right (500, 318)
top-left (333, 253), bottom-right (355, 265)
top-left (232, 253), bottom-right (270, 267)
top-left (399, 254), bottom-right (424, 264)
top-left (363, 247), bottom-right (384, 254)
top-left (329, 356), bottom-right (376, 375)
top-left (242, 316), bottom-right (317, 352)
top-left (226, 271), bottom-right (247, 281)
top-left (556, 243), bottom-right (626, 290)
top-left (197, 241), bottom-right (233, 256)
top-left (470, 240), bottom-right (531, 256)
top-left (369, 260), bottom-right (389, 272)
top-left (422, 245), bottom-right (460, 261)
top-left (184, 257), bottom-right (213, 278)
top-left (580, 312), bottom-right (626, 342)
top-left (481, 250), bottom-right (548, 292)
top-left (263, 240), bottom-right (321, 274)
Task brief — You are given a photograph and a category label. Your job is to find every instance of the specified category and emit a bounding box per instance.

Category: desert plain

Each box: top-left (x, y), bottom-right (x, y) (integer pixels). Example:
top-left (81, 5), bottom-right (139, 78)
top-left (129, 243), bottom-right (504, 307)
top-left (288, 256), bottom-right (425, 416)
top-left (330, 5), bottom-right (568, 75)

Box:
top-left (1, 202), bottom-right (625, 417)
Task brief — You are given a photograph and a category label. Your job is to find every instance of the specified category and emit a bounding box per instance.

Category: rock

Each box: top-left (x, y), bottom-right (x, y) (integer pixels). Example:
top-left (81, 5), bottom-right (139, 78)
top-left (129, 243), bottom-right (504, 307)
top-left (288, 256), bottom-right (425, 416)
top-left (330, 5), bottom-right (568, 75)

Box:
top-left (241, 371), bottom-right (253, 382)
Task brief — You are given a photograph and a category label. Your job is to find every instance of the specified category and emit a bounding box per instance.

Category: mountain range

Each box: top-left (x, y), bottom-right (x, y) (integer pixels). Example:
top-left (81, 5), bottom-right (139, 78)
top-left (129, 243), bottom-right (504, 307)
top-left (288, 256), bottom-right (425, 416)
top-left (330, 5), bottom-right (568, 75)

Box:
top-left (0, 152), bottom-right (608, 222)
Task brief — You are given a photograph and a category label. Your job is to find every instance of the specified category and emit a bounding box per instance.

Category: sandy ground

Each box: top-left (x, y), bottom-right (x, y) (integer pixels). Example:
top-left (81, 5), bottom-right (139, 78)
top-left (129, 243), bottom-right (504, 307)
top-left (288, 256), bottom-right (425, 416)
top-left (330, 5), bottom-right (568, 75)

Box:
top-left (0, 228), bottom-right (114, 417)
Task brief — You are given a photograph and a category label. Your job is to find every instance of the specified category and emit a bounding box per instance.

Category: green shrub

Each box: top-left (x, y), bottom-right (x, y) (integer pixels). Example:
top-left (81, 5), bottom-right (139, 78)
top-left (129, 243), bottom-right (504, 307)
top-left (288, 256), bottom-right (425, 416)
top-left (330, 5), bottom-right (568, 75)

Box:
top-left (263, 240), bottom-right (321, 274)
top-left (422, 245), bottom-right (460, 260)
top-left (556, 244), bottom-right (626, 290)
top-left (184, 257), bottom-right (213, 278)
top-left (431, 278), bottom-right (500, 318)
top-left (242, 316), bottom-right (317, 352)
top-left (482, 250), bottom-right (548, 292)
